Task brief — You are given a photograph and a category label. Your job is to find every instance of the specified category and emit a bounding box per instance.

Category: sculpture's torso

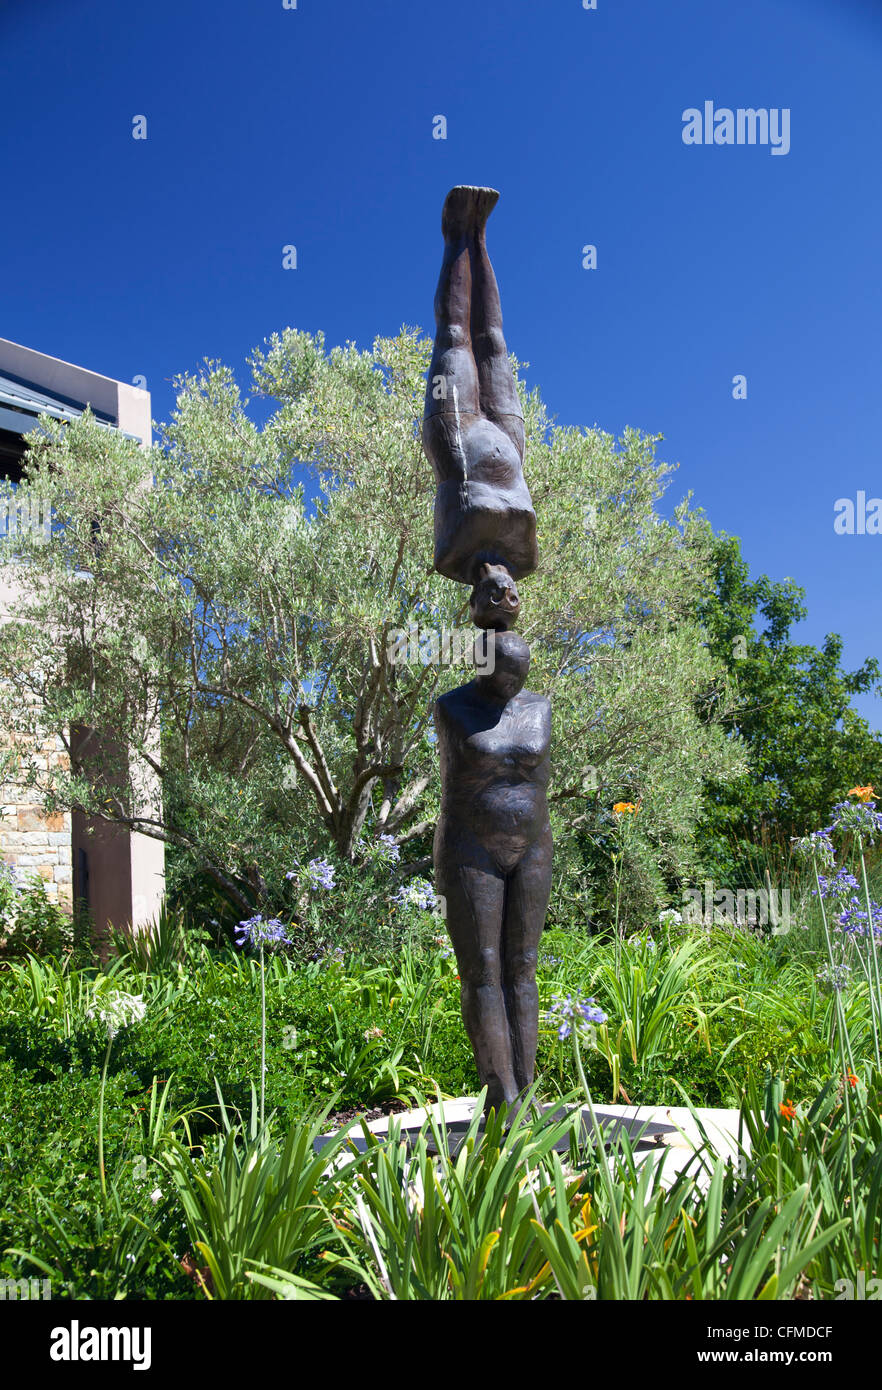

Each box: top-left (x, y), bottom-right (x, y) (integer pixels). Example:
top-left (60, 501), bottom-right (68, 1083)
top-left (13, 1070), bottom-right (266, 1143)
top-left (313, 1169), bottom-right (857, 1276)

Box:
top-left (423, 413), bottom-right (537, 583)
top-left (435, 687), bottom-right (551, 858)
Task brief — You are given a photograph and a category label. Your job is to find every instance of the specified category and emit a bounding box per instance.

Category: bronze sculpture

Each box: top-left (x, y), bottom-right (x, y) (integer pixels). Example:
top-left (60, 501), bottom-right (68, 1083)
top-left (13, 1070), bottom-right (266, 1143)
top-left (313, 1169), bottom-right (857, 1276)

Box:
top-left (423, 187), bottom-right (553, 1113)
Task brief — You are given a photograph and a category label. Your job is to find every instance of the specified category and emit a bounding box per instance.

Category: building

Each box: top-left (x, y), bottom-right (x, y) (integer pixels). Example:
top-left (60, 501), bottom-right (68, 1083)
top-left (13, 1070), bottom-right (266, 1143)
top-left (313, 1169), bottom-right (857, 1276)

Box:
top-left (0, 337), bottom-right (164, 937)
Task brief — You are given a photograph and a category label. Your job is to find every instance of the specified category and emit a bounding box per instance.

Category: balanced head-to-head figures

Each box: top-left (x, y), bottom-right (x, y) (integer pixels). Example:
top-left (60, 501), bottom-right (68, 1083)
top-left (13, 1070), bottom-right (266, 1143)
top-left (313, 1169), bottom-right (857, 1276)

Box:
top-left (422, 187), bottom-right (552, 1114)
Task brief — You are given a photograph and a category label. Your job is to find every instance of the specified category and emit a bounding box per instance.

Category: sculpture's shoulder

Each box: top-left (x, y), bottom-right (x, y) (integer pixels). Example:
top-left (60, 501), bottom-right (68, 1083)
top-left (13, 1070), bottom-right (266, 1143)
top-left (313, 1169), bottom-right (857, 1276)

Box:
top-left (518, 689), bottom-right (549, 710)
top-left (434, 682), bottom-right (475, 724)
top-left (517, 689), bottom-right (551, 724)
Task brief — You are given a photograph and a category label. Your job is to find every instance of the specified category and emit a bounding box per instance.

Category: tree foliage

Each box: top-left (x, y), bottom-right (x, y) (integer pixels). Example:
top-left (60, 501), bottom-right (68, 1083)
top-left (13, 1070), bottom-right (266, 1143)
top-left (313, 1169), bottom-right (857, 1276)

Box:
top-left (696, 531), bottom-right (882, 880)
top-left (0, 328), bottom-right (742, 919)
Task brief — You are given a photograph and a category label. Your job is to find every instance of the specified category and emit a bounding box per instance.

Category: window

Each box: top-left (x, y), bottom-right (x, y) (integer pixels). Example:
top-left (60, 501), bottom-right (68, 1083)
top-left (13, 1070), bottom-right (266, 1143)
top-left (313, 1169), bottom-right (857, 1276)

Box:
top-left (0, 428), bottom-right (26, 484)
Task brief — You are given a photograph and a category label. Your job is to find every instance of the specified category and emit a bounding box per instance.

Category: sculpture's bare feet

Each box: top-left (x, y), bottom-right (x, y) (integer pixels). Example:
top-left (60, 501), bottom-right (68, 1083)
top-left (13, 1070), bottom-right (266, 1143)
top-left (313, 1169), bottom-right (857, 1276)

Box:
top-left (441, 185), bottom-right (500, 242)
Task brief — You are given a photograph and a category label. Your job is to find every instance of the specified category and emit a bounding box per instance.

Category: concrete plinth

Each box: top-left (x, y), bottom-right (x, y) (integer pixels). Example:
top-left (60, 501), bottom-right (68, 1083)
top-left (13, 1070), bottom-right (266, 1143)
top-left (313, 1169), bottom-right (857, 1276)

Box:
top-left (317, 1095), bottom-right (746, 1189)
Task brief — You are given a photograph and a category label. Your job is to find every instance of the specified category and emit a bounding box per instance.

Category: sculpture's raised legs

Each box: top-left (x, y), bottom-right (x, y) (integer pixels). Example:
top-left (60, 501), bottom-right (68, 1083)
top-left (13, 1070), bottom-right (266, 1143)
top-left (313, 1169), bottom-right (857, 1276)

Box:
top-left (422, 187), bottom-right (537, 586)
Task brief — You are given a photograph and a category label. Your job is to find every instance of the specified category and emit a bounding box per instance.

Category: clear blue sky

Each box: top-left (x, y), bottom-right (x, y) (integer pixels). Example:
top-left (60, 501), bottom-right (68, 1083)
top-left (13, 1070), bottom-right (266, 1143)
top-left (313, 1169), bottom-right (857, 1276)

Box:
top-left (2, 0), bottom-right (881, 722)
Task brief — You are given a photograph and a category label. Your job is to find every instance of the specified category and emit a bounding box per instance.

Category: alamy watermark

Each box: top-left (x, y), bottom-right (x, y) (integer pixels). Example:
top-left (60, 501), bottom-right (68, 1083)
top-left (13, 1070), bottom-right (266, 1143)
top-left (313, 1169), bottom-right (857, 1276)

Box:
top-left (387, 624), bottom-right (495, 674)
top-left (0, 494), bottom-right (51, 541)
top-left (682, 101), bottom-right (790, 156)
top-left (50, 1321), bottom-right (151, 1370)
top-left (832, 1272), bottom-right (882, 1300)
top-left (681, 880), bottom-right (791, 935)
top-left (834, 492), bottom-right (882, 535)
top-left (0, 1276), bottom-right (51, 1299)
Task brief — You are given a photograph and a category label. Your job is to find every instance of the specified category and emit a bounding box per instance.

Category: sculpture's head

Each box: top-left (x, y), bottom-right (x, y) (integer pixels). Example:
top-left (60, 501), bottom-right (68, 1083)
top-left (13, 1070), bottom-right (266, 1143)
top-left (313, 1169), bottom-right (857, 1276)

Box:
top-left (468, 562), bottom-right (520, 630)
top-left (474, 630), bottom-right (530, 703)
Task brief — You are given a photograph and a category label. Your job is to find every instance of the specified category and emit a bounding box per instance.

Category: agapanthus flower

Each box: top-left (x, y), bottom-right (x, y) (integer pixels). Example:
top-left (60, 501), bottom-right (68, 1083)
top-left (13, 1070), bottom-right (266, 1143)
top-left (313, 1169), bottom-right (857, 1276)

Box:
top-left (816, 961), bottom-right (851, 993)
top-left (791, 828), bottom-right (836, 870)
top-left (829, 800), bottom-right (882, 842)
top-left (376, 834), bottom-right (401, 864)
top-left (304, 857), bottom-right (336, 891)
top-left (234, 915), bottom-right (292, 951)
top-left (546, 993), bottom-right (608, 1040)
top-left (834, 896), bottom-right (882, 938)
top-left (658, 908), bottom-right (683, 926)
top-left (392, 878), bottom-right (439, 913)
top-left (87, 990), bottom-right (147, 1039)
top-left (814, 868), bottom-right (860, 900)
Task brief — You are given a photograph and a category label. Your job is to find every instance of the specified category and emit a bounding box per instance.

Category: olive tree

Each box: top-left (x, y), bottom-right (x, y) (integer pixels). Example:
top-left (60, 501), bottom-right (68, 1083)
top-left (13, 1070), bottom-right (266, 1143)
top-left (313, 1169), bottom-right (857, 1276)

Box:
top-left (0, 327), bottom-right (744, 918)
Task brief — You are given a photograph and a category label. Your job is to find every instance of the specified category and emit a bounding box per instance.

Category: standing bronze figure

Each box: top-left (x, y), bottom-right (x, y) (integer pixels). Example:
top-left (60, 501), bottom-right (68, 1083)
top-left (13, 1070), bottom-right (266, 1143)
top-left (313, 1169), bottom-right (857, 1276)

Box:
top-left (434, 632), bottom-right (552, 1111)
top-left (422, 187), bottom-right (553, 1113)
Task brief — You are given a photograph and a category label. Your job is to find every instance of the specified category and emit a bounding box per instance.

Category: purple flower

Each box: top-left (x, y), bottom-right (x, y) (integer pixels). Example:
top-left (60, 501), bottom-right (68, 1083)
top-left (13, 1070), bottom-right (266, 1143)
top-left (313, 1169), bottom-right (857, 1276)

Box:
top-left (816, 962), bottom-right (851, 993)
top-left (814, 868), bottom-right (860, 900)
top-left (376, 834), bottom-right (401, 864)
top-left (830, 801), bottom-right (882, 842)
top-left (305, 857), bottom-right (336, 892)
top-left (834, 895), bottom-right (882, 938)
top-left (235, 915), bottom-right (292, 952)
top-left (791, 828), bottom-right (836, 870)
top-left (546, 993), bottom-right (608, 1040)
top-left (392, 878), bottom-right (439, 913)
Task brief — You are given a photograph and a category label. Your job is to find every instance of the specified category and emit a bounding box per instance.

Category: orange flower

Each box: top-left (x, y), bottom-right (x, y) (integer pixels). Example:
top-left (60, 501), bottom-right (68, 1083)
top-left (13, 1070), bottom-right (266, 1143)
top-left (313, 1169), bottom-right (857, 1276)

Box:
top-left (846, 1071), bottom-right (859, 1088)
top-left (613, 801), bottom-right (638, 815)
top-left (847, 785), bottom-right (876, 802)
top-left (779, 1100), bottom-right (797, 1121)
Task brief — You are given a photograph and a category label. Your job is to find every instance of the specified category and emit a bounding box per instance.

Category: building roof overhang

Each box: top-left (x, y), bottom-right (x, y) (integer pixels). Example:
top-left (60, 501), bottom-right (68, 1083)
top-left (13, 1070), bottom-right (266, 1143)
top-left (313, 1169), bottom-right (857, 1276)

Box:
top-left (0, 371), bottom-right (135, 439)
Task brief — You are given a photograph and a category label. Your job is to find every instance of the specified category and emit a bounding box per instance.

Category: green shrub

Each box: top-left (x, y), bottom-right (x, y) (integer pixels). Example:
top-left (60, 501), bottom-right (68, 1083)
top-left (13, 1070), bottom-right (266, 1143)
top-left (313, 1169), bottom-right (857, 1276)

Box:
top-left (0, 866), bottom-right (74, 959)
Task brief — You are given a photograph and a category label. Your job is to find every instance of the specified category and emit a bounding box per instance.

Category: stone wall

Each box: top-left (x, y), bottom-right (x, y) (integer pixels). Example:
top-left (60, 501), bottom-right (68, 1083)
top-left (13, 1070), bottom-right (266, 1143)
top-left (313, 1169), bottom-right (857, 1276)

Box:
top-left (0, 733), bottom-right (73, 909)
